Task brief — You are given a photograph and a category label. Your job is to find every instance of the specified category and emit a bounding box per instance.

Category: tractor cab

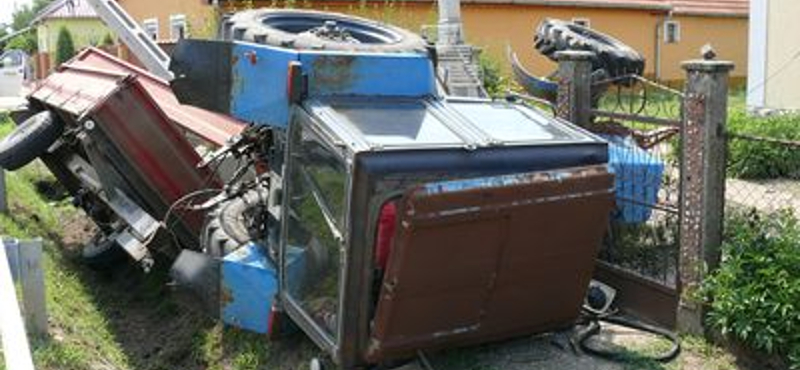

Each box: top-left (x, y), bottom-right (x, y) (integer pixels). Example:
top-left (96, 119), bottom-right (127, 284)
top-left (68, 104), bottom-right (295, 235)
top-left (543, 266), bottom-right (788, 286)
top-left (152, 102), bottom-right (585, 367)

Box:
top-left (270, 95), bottom-right (613, 366)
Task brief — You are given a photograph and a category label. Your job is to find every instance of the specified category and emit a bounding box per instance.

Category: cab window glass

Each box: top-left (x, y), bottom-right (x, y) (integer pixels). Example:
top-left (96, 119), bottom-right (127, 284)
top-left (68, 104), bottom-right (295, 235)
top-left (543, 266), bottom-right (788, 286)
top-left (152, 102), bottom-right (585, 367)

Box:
top-left (284, 120), bottom-right (347, 341)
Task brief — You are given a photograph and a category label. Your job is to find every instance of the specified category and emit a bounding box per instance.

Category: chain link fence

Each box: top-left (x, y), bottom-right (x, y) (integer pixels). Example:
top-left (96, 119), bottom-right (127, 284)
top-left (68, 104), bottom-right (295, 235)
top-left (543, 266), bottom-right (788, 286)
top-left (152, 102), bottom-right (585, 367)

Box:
top-left (725, 132), bottom-right (800, 224)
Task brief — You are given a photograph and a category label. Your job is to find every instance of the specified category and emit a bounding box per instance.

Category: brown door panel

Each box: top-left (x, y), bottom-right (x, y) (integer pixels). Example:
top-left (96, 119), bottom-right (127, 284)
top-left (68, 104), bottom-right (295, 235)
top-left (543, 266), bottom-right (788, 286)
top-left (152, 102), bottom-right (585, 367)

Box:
top-left (368, 166), bottom-right (614, 362)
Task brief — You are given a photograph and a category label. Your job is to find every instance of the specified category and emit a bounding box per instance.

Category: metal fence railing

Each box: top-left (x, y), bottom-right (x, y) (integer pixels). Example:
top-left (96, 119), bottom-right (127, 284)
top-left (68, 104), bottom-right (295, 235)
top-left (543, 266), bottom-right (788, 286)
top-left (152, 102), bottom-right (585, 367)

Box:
top-left (1, 238), bottom-right (46, 370)
top-left (590, 75), bottom-right (685, 289)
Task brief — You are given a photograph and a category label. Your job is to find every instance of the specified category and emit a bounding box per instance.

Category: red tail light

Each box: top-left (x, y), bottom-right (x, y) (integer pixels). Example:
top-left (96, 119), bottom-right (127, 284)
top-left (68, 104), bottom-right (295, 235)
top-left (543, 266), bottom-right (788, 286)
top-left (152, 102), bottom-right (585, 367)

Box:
top-left (287, 61), bottom-right (305, 104)
top-left (374, 201), bottom-right (398, 270)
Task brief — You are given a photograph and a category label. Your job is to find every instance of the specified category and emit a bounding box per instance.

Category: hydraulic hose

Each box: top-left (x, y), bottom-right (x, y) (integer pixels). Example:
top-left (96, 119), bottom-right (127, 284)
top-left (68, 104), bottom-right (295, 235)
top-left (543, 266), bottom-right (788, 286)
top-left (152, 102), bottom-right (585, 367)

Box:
top-left (575, 312), bottom-right (681, 363)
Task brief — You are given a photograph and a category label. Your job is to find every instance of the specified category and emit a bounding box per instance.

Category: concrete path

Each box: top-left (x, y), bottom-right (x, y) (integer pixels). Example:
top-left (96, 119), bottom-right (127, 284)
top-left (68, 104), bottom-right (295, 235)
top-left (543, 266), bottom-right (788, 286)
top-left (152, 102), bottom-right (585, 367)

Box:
top-left (726, 178), bottom-right (800, 215)
top-left (395, 323), bottom-right (674, 370)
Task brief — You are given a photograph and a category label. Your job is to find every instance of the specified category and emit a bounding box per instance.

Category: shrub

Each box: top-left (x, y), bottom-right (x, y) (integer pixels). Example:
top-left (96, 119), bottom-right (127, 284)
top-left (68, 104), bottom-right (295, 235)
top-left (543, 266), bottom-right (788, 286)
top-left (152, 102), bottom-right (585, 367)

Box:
top-left (479, 53), bottom-right (509, 98)
top-left (100, 33), bottom-right (115, 47)
top-left (55, 27), bottom-right (76, 65)
top-left (703, 208), bottom-right (800, 369)
top-left (727, 110), bottom-right (800, 179)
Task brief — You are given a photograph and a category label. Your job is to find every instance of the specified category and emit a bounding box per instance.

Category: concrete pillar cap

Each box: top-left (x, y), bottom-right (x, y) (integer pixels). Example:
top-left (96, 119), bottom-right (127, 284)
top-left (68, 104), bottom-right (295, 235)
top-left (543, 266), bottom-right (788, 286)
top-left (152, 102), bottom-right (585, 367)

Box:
top-left (682, 60), bottom-right (735, 72)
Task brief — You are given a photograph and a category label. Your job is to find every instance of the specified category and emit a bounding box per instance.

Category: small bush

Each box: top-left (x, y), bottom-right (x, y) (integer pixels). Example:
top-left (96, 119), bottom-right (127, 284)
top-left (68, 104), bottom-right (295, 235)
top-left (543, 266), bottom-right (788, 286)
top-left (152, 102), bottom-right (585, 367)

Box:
top-left (479, 53), bottom-right (509, 98)
top-left (703, 208), bottom-right (800, 369)
top-left (55, 26), bottom-right (76, 65)
top-left (100, 33), bottom-right (114, 47)
top-left (727, 110), bottom-right (800, 179)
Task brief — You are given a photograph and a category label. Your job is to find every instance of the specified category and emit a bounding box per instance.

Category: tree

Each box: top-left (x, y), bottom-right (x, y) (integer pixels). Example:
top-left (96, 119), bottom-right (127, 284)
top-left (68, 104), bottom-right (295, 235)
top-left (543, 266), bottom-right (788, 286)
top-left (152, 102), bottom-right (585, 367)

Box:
top-left (11, 0), bottom-right (55, 30)
top-left (55, 26), bottom-right (75, 64)
top-left (6, 33), bottom-right (37, 53)
top-left (5, 0), bottom-right (56, 54)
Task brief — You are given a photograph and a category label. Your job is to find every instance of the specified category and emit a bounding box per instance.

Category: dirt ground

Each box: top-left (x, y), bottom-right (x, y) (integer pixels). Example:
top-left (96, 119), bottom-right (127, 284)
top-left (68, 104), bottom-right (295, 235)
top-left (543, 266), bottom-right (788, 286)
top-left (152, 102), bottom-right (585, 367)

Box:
top-left (57, 215), bottom-right (212, 370)
top-left (53, 212), bottom-right (319, 370)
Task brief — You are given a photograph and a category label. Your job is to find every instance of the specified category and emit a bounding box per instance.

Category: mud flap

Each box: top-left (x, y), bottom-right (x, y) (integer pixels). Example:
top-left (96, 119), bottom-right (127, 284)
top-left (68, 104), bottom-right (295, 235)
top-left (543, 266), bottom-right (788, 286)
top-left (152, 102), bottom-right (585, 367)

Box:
top-left (367, 165), bottom-right (614, 362)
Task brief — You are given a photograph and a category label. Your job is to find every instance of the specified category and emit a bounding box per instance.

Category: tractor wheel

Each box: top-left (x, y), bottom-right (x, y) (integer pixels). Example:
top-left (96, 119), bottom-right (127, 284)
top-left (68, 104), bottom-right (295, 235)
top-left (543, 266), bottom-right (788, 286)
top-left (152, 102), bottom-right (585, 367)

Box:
top-left (221, 9), bottom-right (427, 54)
top-left (0, 110), bottom-right (64, 170)
top-left (200, 188), bottom-right (269, 257)
top-left (534, 19), bottom-right (645, 79)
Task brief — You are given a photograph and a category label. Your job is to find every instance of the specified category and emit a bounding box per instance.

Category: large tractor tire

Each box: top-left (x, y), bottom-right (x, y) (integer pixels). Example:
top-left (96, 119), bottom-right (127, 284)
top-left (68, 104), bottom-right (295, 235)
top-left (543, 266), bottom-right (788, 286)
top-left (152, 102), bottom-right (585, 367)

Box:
top-left (200, 188), bottom-right (269, 257)
top-left (0, 110), bottom-right (64, 170)
top-left (221, 9), bottom-right (427, 54)
top-left (534, 19), bottom-right (645, 79)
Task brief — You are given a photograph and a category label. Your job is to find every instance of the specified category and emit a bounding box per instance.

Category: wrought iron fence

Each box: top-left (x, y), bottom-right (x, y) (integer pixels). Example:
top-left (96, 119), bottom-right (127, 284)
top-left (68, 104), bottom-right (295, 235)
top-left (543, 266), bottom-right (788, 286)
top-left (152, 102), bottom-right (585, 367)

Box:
top-left (589, 75), bottom-right (685, 289)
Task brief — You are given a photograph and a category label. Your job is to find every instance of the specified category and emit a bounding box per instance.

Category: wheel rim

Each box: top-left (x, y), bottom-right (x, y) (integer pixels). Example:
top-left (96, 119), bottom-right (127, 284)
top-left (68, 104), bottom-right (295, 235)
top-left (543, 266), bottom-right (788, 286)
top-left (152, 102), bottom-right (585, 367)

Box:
top-left (84, 233), bottom-right (116, 258)
top-left (259, 12), bottom-right (403, 45)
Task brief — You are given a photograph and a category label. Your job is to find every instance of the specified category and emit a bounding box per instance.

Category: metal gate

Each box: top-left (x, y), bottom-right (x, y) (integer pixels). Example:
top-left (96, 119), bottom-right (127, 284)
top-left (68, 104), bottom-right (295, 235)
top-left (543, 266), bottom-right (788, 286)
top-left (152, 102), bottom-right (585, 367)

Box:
top-left (588, 75), bottom-right (685, 327)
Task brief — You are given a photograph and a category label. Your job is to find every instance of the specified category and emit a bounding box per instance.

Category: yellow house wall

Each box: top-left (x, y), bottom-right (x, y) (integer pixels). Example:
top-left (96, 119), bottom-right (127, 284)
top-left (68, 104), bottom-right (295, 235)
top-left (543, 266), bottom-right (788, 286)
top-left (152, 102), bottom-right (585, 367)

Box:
top-left (764, 0), bottom-right (800, 110)
top-left (232, 2), bottom-right (748, 81)
top-left (36, 18), bottom-right (111, 54)
top-left (113, 0), bottom-right (747, 82)
top-left (234, 2), bottom-right (662, 78)
top-left (659, 15), bottom-right (748, 84)
top-left (460, 5), bottom-right (659, 78)
top-left (117, 0), bottom-right (219, 41)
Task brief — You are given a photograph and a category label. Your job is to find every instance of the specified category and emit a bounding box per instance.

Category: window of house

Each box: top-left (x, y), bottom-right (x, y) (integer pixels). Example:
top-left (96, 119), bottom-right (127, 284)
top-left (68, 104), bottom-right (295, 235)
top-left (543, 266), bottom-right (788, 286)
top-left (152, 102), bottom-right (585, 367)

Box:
top-left (143, 18), bottom-right (159, 40)
top-left (170, 14), bottom-right (188, 40)
top-left (572, 18), bottom-right (591, 28)
top-left (664, 20), bottom-right (681, 44)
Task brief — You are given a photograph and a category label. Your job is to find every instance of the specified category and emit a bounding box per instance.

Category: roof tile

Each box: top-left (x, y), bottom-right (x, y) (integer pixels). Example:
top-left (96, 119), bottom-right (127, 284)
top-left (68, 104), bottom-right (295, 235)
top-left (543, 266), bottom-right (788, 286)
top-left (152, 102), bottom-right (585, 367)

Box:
top-left (33, 0), bottom-right (99, 24)
top-left (669, 0), bottom-right (749, 17)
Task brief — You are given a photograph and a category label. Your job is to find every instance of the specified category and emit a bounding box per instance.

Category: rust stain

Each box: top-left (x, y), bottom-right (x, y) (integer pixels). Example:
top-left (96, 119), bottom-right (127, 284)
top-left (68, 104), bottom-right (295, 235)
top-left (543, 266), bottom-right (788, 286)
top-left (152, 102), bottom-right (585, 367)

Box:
top-left (245, 51), bottom-right (258, 65)
top-left (311, 55), bottom-right (357, 91)
top-left (221, 285), bottom-right (234, 307)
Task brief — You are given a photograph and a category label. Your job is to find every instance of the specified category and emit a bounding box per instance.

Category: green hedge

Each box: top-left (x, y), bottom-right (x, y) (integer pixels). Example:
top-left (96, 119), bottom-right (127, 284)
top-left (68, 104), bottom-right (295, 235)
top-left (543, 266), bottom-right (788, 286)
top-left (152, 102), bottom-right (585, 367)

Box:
top-left (703, 209), bottom-right (800, 369)
top-left (727, 111), bottom-right (800, 180)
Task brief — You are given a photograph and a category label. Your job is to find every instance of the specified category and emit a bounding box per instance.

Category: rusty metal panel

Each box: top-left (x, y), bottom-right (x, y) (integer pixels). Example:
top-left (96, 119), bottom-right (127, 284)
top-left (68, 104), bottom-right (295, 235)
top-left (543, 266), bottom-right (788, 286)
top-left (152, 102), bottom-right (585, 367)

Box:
top-left (367, 166), bottom-right (614, 361)
top-left (87, 78), bottom-right (213, 235)
top-left (594, 262), bottom-right (679, 329)
top-left (31, 47), bottom-right (244, 147)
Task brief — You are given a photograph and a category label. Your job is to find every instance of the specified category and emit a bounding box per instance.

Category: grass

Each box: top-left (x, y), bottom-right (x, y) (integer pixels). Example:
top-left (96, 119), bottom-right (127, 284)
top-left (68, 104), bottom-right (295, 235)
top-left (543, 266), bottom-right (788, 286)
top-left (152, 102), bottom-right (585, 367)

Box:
top-left (0, 124), bottom-right (131, 369)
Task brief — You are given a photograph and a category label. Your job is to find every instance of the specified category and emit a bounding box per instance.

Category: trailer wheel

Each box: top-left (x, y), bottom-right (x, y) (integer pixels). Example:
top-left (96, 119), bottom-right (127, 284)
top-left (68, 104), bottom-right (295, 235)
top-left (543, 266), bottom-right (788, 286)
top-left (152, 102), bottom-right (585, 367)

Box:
top-left (534, 19), bottom-right (645, 79)
top-left (83, 232), bottom-right (129, 270)
top-left (0, 110), bottom-right (64, 171)
top-left (222, 9), bottom-right (427, 54)
top-left (201, 188), bottom-right (269, 257)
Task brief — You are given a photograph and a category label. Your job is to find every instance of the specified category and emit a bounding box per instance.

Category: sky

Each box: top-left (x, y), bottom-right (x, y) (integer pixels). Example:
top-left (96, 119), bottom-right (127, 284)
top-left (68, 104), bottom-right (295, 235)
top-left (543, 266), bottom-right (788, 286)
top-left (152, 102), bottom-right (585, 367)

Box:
top-left (1, 0), bottom-right (34, 28)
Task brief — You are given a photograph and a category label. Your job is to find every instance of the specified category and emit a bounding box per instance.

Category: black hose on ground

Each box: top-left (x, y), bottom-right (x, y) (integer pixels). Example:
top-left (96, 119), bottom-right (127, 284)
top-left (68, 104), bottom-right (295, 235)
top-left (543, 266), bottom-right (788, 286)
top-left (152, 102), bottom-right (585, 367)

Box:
top-left (574, 312), bottom-right (681, 363)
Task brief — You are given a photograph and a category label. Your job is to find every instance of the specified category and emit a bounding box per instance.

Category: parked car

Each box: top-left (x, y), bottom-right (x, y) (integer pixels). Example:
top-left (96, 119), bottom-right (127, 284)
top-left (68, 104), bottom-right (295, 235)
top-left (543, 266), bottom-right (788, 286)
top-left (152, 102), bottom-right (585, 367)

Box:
top-left (0, 49), bottom-right (31, 97)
